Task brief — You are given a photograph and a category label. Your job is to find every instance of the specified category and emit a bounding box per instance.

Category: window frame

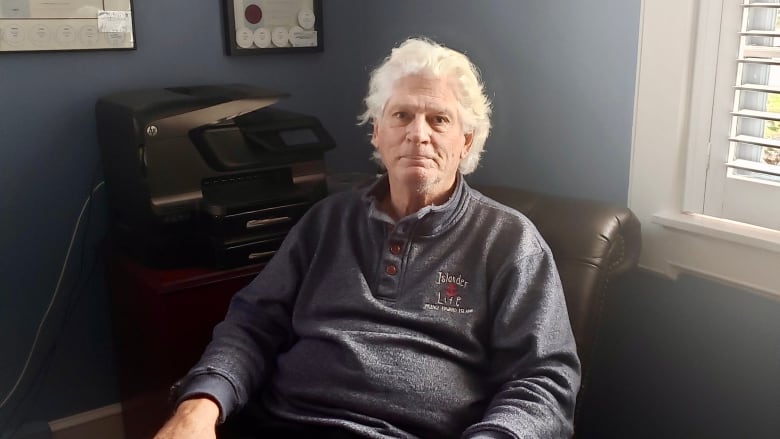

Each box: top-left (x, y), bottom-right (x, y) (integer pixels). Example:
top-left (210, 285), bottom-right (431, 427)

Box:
top-left (694, 0), bottom-right (780, 230)
top-left (629, 0), bottom-right (780, 298)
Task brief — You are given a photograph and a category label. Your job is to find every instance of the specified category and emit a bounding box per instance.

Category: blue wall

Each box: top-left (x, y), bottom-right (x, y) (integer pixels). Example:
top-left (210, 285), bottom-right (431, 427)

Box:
top-left (329, 0), bottom-right (639, 203)
top-left (4, 1), bottom-right (777, 438)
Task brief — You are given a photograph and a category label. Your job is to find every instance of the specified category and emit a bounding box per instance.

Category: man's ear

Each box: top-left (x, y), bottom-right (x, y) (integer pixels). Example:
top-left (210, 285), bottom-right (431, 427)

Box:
top-left (371, 121), bottom-right (380, 148)
top-left (461, 132), bottom-right (474, 158)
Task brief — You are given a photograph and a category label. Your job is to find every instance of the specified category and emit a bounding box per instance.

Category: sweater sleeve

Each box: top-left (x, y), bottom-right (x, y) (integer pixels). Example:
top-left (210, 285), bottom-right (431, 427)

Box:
top-left (170, 215), bottom-right (314, 422)
top-left (463, 240), bottom-right (581, 439)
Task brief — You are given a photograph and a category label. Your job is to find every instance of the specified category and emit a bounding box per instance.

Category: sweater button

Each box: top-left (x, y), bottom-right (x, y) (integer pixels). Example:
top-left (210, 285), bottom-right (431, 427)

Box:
top-left (389, 243), bottom-right (402, 255)
top-left (385, 264), bottom-right (398, 275)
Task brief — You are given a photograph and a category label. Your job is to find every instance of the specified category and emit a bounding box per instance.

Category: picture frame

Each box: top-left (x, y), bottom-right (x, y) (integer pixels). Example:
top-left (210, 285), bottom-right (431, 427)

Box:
top-left (0, 0), bottom-right (136, 53)
top-left (221, 0), bottom-right (323, 55)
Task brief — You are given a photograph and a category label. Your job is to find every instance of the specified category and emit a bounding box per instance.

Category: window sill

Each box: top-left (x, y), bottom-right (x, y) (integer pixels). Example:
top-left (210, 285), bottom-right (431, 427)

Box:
top-left (645, 211), bottom-right (780, 298)
top-left (653, 212), bottom-right (780, 254)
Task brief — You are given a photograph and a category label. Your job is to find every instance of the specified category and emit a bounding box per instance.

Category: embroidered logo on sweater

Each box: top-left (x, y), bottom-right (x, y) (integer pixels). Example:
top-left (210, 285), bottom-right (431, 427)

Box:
top-left (423, 271), bottom-right (474, 314)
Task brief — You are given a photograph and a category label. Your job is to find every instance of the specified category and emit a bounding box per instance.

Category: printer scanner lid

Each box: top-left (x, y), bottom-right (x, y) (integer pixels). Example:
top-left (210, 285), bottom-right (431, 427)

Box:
top-left (100, 84), bottom-right (289, 141)
top-left (148, 84), bottom-right (289, 140)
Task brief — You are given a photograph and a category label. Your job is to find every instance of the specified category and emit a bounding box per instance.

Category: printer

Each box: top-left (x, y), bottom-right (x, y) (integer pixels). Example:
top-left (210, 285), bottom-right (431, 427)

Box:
top-left (96, 84), bottom-right (335, 268)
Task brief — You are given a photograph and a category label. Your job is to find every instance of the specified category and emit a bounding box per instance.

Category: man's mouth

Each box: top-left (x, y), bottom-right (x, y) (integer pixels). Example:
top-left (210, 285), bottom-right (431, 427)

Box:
top-left (402, 155), bottom-right (435, 161)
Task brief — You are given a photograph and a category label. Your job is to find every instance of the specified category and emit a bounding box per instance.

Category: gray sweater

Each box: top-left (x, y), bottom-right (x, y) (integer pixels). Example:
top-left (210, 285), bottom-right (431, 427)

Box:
top-left (176, 175), bottom-right (581, 438)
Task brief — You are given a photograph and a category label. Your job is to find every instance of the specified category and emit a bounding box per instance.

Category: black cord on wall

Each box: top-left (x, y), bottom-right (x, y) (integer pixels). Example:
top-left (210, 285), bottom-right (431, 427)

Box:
top-left (0, 167), bottom-right (106, 438)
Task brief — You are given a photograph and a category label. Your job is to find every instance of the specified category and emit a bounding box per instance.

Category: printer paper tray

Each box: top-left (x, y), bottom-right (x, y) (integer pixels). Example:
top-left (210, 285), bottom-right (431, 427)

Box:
top-left (206, 200), bottom-right (311, 240)
top-left (212, 233), bottom-right (287, 269)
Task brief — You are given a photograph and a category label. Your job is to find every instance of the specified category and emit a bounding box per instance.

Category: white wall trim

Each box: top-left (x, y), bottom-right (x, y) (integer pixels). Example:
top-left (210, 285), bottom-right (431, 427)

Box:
top-left (49, 403), bottom-right (124, 438)
top-left (648, 212), bottom-right (780, 299)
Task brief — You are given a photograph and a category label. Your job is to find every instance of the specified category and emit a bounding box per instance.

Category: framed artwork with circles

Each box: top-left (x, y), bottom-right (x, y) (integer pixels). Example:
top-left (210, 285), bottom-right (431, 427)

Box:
top-left (0, 0), bottom-right (135, 53)
top-left (222, 0), bottom-right (322, 55)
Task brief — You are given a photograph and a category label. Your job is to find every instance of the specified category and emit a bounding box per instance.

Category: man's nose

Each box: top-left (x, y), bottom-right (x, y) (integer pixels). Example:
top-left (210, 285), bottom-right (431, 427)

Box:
top-left (406, 115), bottom-right (431, 143)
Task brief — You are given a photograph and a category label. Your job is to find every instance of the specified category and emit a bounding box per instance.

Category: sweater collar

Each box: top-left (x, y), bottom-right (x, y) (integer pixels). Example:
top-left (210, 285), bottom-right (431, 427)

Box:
top-left (363, 173), bottom-right (470, 236)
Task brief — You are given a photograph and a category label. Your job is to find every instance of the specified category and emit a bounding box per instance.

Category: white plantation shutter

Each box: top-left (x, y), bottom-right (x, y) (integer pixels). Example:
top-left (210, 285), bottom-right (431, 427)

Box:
top-left (730, 2), bottom-right (780, 181)
top-left (692, 0), bottom-right (780, 231)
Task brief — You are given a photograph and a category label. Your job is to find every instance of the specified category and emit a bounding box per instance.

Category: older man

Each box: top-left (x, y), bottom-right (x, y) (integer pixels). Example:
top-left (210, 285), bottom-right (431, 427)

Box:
top-left (155, 37), bottom-right (580, 439)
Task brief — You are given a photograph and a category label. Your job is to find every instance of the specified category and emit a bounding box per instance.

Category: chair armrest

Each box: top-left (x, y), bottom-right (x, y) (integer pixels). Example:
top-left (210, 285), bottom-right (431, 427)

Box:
top-left (475, 185), bottom-right (641, 373)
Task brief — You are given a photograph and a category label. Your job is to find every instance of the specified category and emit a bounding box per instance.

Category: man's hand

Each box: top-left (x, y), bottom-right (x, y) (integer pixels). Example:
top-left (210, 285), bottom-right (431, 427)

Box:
top-left (153, 398), bottom-right (220, 439)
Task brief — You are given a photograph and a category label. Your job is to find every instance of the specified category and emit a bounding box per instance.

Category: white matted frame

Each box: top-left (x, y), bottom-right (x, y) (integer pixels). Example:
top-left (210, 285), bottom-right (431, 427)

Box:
top-left (222, 0), bottom-right (323, 55)
top-left (0, 0), bottom-right (135, 53)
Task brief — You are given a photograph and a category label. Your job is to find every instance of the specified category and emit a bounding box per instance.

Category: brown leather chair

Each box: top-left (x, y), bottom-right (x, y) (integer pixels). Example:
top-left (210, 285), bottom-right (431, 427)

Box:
top-left (476, 185), bottom-right (642, 430)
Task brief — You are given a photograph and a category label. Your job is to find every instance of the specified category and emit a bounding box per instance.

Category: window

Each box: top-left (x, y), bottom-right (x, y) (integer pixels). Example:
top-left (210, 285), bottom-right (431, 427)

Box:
top-left (685, 0), bottom-right (780, 230)
top-left (629, 0), bottom-right (780, 297)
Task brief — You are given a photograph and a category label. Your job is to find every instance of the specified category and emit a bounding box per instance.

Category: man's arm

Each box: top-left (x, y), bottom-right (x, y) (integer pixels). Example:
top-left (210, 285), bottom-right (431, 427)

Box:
top-left (162, 214), bottom-right (316, 428)
top-left (153, 398), bottom-right (220, 439)
top-left (464, 245), bottom-right (581, 439)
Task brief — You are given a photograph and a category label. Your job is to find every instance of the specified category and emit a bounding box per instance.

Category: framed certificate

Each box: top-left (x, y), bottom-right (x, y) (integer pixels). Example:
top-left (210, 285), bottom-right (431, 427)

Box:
top-left (0, 0), bottom-right (135, 53)
top-left (222, 0), bottom-right (322, 55)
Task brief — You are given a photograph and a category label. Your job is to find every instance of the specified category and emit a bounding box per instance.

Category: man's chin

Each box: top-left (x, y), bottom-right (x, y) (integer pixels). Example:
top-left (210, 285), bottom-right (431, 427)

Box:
top-left (395, 171), bottom-right (442, 193)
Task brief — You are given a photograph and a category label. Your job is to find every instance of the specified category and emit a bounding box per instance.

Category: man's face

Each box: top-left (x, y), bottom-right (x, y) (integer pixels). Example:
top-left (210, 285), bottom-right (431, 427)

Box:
top-left (372, 73), bottom-right (473, 195)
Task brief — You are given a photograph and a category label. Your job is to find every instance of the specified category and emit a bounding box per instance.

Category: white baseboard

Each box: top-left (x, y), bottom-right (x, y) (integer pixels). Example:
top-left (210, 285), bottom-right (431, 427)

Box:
top-left (49, 403), bottom-right (124, 439)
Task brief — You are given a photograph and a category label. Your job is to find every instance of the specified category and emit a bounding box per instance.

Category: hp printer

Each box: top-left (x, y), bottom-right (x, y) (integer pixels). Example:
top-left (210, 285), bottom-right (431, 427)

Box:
top-left (96, 84), bottom-right (335, 268)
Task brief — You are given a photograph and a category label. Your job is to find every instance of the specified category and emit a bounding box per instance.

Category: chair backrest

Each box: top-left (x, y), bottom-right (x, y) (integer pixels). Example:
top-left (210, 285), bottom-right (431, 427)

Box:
top-left (476, 186), bottom-right (641, 395)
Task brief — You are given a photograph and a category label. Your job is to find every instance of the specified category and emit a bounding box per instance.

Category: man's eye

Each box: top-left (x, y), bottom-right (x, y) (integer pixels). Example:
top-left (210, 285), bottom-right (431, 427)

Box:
top-left (393, 112), bottom-right (408, 120)
top-left (431, 115), bottom-right (449, 125)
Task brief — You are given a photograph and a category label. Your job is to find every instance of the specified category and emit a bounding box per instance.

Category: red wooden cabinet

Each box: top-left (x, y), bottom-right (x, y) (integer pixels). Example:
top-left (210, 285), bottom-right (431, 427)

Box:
top-left (107, 252), bottom-right (263, 439)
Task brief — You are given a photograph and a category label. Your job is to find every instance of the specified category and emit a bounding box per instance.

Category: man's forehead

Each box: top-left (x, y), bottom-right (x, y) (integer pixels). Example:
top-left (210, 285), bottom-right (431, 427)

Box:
top-left (385, 98), bottom-right (453, 114)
